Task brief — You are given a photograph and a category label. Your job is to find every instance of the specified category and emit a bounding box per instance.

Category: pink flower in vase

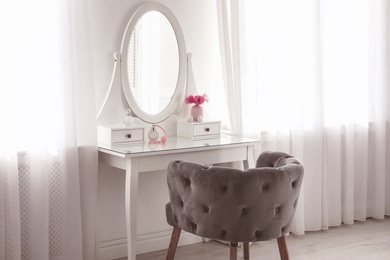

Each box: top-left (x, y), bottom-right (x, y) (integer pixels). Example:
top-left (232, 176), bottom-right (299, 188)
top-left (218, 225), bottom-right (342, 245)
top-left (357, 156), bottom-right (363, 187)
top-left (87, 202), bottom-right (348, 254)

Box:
top-left (185, 93), bottom-right (209, 122)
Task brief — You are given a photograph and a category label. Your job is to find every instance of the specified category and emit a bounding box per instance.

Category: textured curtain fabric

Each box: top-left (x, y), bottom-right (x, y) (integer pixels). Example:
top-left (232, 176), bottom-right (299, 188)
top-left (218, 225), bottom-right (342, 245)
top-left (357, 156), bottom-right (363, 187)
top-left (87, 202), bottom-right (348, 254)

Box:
top-left (0, 0), bottom-right (98, 260)
top-left (218, 0), bottom-right (390, 234)
top-left (216, 0), bottom-right (243, 135)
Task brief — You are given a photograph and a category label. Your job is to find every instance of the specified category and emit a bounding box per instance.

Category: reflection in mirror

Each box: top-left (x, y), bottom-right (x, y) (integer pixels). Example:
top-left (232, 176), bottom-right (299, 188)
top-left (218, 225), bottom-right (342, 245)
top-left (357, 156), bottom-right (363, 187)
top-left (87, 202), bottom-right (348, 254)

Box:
top-left (127, 11), bottom-right (179, 115)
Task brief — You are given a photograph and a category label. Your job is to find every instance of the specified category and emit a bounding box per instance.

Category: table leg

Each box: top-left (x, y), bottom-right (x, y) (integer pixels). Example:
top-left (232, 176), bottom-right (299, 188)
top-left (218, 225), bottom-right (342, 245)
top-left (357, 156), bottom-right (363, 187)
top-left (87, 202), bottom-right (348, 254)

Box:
top-left (243, 145), bottom-right (255, 170)
top-left (125, 158), bottom-right (139, 260)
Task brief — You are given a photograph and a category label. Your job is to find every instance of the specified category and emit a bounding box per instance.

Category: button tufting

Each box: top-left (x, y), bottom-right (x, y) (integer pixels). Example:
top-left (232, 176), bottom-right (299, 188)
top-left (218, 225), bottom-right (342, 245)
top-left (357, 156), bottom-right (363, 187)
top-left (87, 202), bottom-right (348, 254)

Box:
top-left (203, 206), bottom-right (209, 213)
top-left (221, 185), bottom-right (228, 192)
top-left (191, 223), bottom-right (197, 231)
top-left (275, 207), bottom-right (280, 213)
top-left (262, 184), bottom-right (268, 191)
top-left (292, 181), bottom-right (296, 188)
top-left (255, 231), bottom-right (261, 237)
top-left (242, 208), bottom-right (248, 215)
top-left (185, 179), bottom-right (191, 185)
top-left (174, 215), bottom-right (178, 222)
top-left (221, 230), bottom-right (227, 237)
top-left (179, 200), bottom-right (184, 207)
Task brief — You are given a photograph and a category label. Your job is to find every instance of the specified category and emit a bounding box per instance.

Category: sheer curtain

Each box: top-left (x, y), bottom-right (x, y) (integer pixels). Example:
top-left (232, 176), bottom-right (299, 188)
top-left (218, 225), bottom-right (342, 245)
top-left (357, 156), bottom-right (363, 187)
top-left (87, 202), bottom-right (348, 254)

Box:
top-left (218, 0), bottom-right (389, 233)
top-left (0, 0), bottom-right (98, 259)
top-left (216, 0), bottom-right (243, 135)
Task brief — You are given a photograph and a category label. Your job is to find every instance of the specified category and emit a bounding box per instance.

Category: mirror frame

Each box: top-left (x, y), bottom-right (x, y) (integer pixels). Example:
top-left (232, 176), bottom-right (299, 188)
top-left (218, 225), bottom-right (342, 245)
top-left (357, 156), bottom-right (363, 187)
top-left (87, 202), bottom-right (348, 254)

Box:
top-left (120, 3), bottom-right (187, 123)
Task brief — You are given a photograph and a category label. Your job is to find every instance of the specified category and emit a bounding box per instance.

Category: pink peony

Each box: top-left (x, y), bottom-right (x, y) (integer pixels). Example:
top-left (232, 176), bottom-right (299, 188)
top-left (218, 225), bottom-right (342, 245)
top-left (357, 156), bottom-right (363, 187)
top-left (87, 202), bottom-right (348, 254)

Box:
top-left (193, 95), bottom-right (205, 105)
top-left (185, 94), bottom-right (208, 105)
top-left (185, 95), bottom-right (195, 104)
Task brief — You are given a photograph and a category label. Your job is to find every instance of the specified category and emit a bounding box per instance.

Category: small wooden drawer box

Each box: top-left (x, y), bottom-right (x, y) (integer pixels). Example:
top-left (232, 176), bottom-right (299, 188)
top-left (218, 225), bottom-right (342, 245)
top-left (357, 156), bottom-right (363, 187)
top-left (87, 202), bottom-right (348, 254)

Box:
top-left (177, 120), bottom-right (221, 139)
top-left (98, 125), bottom-right (144, 145)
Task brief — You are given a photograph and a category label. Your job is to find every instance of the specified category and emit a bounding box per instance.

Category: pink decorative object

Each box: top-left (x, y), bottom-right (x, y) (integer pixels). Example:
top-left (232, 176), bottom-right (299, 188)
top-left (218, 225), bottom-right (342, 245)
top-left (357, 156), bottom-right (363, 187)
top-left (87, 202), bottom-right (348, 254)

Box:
top-left (148, 124), bottom-right (167, 144)
top-left (185, 95), bottom-right (195, 104)
top-left (185, 93), bottom-right (208, 105)
top-left (191, 104), bottom-right (203, 121)
top-left (185, 93), bottom-right (209, 122)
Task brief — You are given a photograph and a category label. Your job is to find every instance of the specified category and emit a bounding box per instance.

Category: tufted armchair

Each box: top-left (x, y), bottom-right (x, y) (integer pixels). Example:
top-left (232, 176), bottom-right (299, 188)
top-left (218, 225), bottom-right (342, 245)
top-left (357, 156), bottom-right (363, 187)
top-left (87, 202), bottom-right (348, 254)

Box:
top-left (165, 151), bottom-right (304, 260)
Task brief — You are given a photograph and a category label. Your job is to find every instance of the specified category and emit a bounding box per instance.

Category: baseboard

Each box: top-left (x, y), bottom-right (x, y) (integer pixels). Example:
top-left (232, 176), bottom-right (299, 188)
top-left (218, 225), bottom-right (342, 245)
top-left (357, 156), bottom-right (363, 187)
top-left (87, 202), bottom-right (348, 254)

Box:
top-left (99, 230), bottom-right (203, 260)
top-left (99, 238), bottom-right (128, 260)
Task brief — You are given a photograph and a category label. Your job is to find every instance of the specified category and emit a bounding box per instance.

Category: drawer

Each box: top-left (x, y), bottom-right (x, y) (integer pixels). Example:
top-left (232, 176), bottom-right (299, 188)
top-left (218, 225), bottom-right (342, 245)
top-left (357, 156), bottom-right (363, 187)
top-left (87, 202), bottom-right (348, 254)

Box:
top-left (177, 120), bottom-right (221, 139)
top-left (111, 128), bottom-right (144, 143)
top-left (193, 123), bottom-right (220, 137)
top-left (98, 125), bottom-right (145, 145)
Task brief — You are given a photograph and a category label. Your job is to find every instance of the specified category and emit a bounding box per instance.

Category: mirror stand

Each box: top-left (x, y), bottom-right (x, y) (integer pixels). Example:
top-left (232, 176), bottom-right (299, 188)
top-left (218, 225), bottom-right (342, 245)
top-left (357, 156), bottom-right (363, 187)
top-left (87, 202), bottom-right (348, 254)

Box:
top-left (96, 52), bottom-right (134, 127)
top-left (96, 52), bottom-right (121, 120)
top-left (178, 53), bottom-right (205, 121)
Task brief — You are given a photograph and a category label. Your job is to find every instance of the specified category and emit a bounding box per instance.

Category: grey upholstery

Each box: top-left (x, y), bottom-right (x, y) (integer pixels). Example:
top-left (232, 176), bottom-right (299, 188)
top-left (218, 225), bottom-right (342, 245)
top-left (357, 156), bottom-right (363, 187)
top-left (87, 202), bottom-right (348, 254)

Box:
top-left (165, 151), bottom-right (304, 259)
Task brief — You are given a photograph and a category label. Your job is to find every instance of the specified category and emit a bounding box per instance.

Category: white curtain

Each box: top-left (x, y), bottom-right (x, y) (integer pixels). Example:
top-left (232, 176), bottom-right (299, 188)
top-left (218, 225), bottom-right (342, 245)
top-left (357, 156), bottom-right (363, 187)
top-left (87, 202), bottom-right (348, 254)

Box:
top-left (217, 0), bottom-right (390, 234)
top-left (0, 0), bottom-right (98, 259)
top-left (217, 0), bottom-right (243, 135)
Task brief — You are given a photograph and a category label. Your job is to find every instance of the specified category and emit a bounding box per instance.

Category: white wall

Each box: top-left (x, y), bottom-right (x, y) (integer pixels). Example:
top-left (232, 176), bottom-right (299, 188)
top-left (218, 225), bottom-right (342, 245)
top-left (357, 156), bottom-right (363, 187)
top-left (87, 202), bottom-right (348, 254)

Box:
top-left (88, 0), bottom-right (224, 258)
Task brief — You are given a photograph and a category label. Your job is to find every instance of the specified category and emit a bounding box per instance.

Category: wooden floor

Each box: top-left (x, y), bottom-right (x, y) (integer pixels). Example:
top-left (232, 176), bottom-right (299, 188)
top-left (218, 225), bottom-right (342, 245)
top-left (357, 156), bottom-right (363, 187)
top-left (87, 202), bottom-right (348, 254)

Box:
top-left (119, 217), bottom-right (390, 260)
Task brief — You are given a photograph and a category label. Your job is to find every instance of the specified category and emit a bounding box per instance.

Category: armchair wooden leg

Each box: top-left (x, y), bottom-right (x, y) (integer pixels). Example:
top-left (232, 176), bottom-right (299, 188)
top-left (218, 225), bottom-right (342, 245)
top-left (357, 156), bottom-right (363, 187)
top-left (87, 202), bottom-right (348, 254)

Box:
top-left (166, 226), bottom-right (182, 260)
top-left (230, 242), bottom-right (238, 260)
top-left (277, 236), bottom-right (290, 260)
top-left (243, 242), bottom-right (250, 260)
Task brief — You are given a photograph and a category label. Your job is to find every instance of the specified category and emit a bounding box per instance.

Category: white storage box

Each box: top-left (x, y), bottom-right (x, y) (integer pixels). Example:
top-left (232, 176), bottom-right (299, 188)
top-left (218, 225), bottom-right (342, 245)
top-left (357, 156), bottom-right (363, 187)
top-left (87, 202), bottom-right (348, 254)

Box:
top-left (177, 120), bottom-right (221, 139)
top-left (97, 124), bottom-right (145, 145)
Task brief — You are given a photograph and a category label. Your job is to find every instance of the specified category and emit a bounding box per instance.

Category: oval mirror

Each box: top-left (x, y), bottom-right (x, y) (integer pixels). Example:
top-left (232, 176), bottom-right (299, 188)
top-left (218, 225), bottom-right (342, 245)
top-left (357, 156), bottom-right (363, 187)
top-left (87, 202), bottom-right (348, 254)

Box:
top-left (121, 3), bottom-right (187, 123)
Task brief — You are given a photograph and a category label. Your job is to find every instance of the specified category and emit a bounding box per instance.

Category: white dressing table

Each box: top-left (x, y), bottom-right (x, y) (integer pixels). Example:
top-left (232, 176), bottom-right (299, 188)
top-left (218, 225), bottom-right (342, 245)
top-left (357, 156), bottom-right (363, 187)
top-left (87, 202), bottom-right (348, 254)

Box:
top-left (96, 3), bottom-right (261, 259)
top-left (98, 134), bottom-right (260, 259)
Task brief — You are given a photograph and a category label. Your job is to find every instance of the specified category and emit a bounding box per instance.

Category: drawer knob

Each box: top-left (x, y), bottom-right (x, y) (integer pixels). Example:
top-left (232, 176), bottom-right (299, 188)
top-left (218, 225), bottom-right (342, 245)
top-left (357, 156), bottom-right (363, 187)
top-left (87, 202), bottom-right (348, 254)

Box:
top-left (126, 134), bottom-right (132, 139)
top-left (205, 127), bottom-right (210, 132)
